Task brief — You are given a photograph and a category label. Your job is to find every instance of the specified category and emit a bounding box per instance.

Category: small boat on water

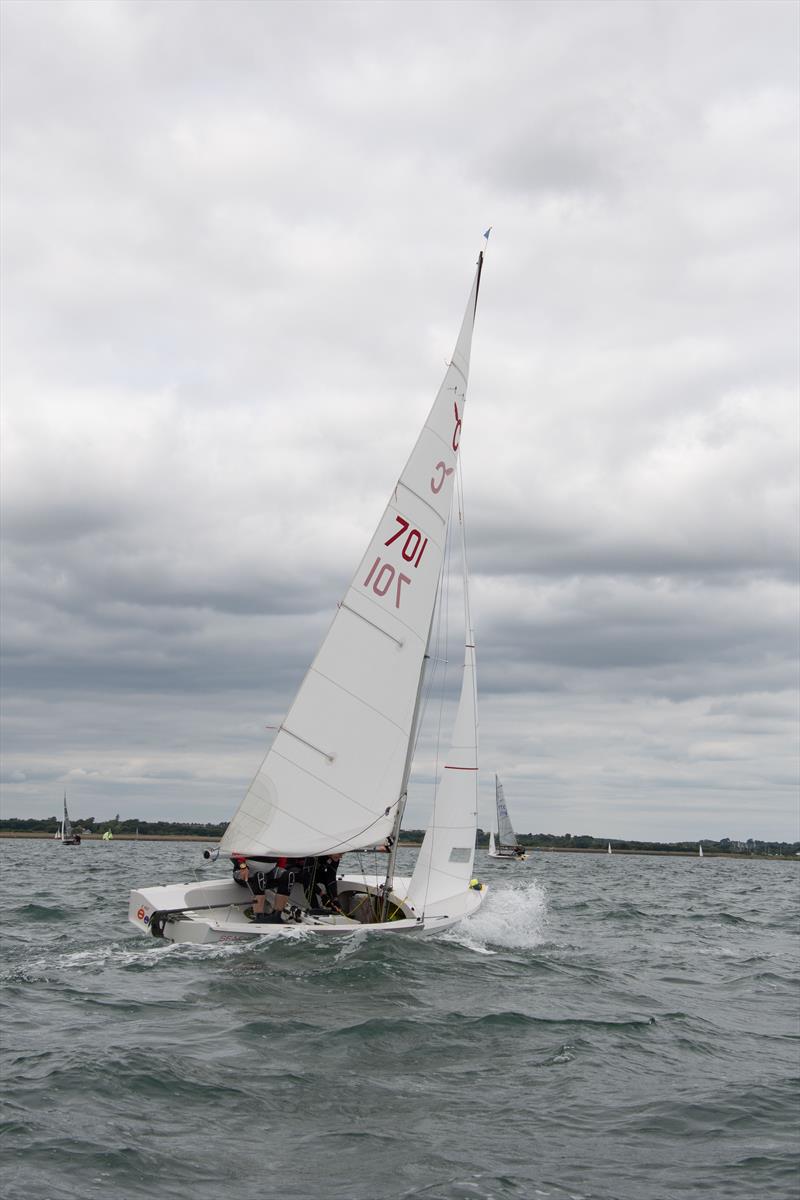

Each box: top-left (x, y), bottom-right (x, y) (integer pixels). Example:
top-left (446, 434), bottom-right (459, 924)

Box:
top-left (130, 242), bottom-right (490, 942)
top-left (487, 776), bottom-right (527, 861)
top-left (55, 794), bottom-right (81, 846)
top-left (102, 830), bottom-right (114, 841)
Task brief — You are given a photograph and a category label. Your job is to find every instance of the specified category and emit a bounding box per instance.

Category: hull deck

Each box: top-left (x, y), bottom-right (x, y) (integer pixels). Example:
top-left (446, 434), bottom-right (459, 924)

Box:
top-left (129, 873), bottom-right (486, 944)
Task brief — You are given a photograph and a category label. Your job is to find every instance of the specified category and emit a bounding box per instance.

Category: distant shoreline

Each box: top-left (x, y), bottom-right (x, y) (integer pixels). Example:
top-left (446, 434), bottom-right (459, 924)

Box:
top-left (1, 832), bottom-right (796, 860)
top-left (0, 832), bottom-right (220, 842)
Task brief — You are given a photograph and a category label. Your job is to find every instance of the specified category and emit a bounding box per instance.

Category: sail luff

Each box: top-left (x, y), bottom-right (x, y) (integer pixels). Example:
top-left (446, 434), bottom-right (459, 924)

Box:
top-left (220, 254), bottom-right (484, 858)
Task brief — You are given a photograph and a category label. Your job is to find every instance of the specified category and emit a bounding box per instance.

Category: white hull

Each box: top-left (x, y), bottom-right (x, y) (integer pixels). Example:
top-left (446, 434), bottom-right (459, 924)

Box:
top-left (129, 873), bottom-right (486, 944)
top-left (487, 850), bottom-right (528, 861)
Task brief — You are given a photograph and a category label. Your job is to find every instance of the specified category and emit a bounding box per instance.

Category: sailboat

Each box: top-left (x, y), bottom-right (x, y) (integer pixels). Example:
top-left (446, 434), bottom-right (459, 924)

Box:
top-left (486, 776), bottom-right (527, 861)
top-left (608, 842), bottom-right (612, 855)
top-left (56, 794), bottom-right (81, 846)
top-left (698, 844), bottom-right (703, 858)
top-left (129, 246), bottom-right (489, 943)
top-left (102, 829), bottom-right (114, 841)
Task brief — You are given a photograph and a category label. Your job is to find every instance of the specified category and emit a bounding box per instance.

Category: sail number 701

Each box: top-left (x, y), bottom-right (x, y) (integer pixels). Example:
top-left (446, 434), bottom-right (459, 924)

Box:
top-left (362, 516), bottom-right (429, 609)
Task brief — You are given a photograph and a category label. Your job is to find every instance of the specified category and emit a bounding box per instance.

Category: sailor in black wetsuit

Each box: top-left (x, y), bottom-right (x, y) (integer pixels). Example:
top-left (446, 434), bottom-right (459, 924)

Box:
top-left (305, 854), bottom-right (343, 914)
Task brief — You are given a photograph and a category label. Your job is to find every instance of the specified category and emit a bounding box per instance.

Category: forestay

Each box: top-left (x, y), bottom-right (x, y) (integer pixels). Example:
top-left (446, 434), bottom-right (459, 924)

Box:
top-left (220, 257), bottom-right (484, 858)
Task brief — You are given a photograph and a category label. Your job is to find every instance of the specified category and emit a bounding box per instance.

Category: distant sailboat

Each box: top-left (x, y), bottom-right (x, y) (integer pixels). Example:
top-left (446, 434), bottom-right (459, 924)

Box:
top-left (102, 829), bottom-right (114, 841)
top-left (608, 842), bottom-right (612, 855)
top-left (58, 794), bottom-right (81, 846)
top-left (486, 776), bottom-right (527, 861)
top-left (698, 844), bottom-right (703, 858)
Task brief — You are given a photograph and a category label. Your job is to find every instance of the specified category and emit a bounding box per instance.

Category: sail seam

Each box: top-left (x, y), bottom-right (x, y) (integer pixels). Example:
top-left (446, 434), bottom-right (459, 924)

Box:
top-left (240, 784), bottom-right (395, 851)
top-left (344, 579), bottom-right (431, 643)
top-left (339, 602), bottom-right (405, 646)
top-left (269, 746), bottom-right (396, 819)
top-left (306, 665), bottom-right (412, 737)
top-left (395, 479), bottom-right (447, 525)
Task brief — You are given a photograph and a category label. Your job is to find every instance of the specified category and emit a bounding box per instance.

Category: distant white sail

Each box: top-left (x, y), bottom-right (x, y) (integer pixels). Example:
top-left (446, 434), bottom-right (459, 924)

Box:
top-left (495, 776), bottom-right (519, 850)
top-left (59, 793), bottom-right (80, 845)
top-left (221, 259), bottom-right (484, 858)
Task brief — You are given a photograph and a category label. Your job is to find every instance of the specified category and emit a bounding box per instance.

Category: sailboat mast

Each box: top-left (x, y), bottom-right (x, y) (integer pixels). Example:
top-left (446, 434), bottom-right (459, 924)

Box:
top-left (494, 774), bottom-right (499, 840)
top-left (378, 244), bottom-right (485, 913)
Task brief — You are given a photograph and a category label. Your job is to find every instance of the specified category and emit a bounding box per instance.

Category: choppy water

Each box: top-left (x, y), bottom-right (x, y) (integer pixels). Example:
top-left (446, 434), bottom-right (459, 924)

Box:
top-left (1, 840), bottom-right (798, 1200)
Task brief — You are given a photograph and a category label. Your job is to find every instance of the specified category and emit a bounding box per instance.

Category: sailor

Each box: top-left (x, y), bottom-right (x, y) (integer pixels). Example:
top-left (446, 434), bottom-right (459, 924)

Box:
top-left (304, 853), bottom-right (344, 914)
top-left (231, 855), bottom-right (305, 923)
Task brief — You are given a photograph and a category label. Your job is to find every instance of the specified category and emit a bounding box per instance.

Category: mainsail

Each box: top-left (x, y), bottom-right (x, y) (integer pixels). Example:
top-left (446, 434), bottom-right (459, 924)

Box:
top-left (495, 776), bottom-right (519, 850)
top-left (221, 255), bottom-right (484, 858)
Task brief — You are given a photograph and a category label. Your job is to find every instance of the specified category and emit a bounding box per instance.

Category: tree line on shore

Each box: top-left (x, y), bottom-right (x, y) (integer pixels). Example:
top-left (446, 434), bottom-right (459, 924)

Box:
top-left (2, 816), bottom-right (797, 856)
top-left (502, 831), bottom-right (799, 856)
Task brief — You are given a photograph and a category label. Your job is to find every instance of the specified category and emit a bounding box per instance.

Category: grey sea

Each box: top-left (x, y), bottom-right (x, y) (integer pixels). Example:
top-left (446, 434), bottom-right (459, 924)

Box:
top-left (1, 839), bottom-right (798, 1200)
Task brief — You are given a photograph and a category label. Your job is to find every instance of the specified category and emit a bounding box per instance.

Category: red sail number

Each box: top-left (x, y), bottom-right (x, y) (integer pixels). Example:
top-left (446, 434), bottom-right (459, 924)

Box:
top-left (452, 399), bottom-right (462, 451)
top-left (385, 517), bottom-right (428, 567)
top-left (430, 462), bottom-right (454, 494)
top-left (363, 557), bottom-right (411, 609)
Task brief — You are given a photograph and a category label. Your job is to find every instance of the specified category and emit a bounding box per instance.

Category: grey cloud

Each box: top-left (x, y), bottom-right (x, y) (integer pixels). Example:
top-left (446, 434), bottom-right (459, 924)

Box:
top-left (1, 0), bottom-right (797, 841)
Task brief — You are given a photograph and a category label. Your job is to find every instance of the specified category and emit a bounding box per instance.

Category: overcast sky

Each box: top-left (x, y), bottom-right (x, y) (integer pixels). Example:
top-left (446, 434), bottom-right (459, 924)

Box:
top-left (2, 0), bottom-right (798, 842)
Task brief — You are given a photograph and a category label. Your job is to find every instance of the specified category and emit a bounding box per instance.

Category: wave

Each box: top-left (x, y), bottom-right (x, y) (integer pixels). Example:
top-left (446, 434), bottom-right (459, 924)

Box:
top-left (440, 880), bottom-right (548, 953)
top-left (13, 903), bottom-right (71, 923)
